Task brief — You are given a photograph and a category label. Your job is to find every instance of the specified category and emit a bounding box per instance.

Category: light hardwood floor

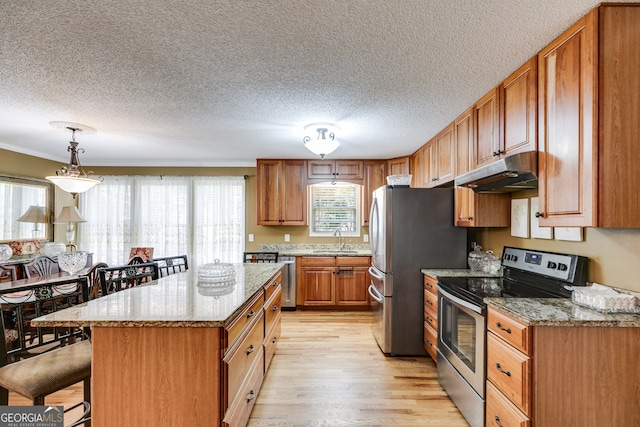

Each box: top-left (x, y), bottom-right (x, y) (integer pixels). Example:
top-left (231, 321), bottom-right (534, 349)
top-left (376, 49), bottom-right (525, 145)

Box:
top-left (9, 311), bottom-right (468, 426)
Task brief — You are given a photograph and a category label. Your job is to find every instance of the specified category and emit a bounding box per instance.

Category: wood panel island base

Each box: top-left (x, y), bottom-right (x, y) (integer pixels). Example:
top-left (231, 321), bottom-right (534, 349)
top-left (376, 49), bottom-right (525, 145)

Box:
top-left (32, 263), bottom-right (284, 427)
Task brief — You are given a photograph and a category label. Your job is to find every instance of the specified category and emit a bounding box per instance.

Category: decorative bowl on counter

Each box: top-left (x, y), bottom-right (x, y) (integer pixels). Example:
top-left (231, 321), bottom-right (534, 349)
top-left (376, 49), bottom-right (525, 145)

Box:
top-left (197, 259), bottom-right (235, 283)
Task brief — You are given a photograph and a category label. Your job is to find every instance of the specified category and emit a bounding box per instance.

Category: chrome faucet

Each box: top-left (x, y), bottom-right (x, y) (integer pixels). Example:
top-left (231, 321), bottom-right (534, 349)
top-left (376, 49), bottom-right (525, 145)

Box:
top-left (334, 228), bottom-right (345, 251)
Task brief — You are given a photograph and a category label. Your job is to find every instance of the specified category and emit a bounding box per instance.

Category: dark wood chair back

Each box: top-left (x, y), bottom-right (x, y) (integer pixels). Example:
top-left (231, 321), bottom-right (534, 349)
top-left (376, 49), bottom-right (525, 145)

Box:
top-left (82, 262), bottom-right (109, 299)
top-left (126, 255), bottom-right (145, 265)
top-left (0, 266), bottom-right (16, 283)
top-left (23, 256), bottom-right (59, 279)
top-left (149, 255), bottom-right (188, 277)
top-left (98, 262), bottom-right (159, 295)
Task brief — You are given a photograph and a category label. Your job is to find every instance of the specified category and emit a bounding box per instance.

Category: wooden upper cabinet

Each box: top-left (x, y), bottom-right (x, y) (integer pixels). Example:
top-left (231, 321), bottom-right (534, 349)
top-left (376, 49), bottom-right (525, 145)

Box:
top-left (537, 10), bottom-right (596, 227)
top-left (362, 160), bottom-right (386, 226)
top-left (421, 140), bottom-right (434, 187)
top-left (473, 87), bottom-right (501, 169)
top-left (427, 123), bottom-right (455, 187)
top-left (387, 157), bottom-right (410, 176)
top-left (538, 5), bottom-right (640, 228)
top-left (257, 159), bottom-right (307, 225)
top-left (455, 187), bottom-right (510, 227)
top-left (502, 57), bottom-right (537, 157)
top-left (410, 148), bottom-right (424, 188)
top-left (454, 106), bottom-right (475, 176)
top-left (307, 160), bottom-right (363, 181)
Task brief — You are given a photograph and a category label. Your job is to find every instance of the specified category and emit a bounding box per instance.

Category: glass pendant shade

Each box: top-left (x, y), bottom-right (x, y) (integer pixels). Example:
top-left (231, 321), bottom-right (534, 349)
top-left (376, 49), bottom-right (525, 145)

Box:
top-left (46, 176), bottom-right (101, 194)
top-left (304, 138), bottom-right (340, 158)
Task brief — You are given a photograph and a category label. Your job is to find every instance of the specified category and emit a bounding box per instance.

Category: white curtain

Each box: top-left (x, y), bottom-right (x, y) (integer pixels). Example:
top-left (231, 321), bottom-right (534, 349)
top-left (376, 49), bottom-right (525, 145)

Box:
top-left (78, 175), bottom-right (245, 268)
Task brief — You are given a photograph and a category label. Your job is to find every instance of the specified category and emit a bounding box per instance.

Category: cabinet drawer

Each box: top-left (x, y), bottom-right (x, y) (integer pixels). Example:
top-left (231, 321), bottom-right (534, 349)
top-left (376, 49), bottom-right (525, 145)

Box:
top-left (226, 291), bottom-right (265, 348)
top-left (488, 307), bottom-right (531, 354)
top-left (264, 286), bottom-right (282, 334)
top-left (300, 257), bottom-right (335, 267)
top-left (223, 346), bottom-right (264, 427)
top-left (423, 289), bottom-right (438, 314)
top-left (264, 313), bottom-right (281, 372)
top-left (264, 272), bottom-right (281, 302)
top-left (423, 321), bottom-right (437, 362)
top-left (486, 380), bottom-right (531, 427)
top-left (423, 305), bottom-right (437, 331)
top-left (487, 332), bottom-right (531, 415)
top-left (423, 275), bottom-right (438, 295)
top-left (335, 256), bottom-right (370, 267)
top-left (224, 310), bottom-right (265, 407)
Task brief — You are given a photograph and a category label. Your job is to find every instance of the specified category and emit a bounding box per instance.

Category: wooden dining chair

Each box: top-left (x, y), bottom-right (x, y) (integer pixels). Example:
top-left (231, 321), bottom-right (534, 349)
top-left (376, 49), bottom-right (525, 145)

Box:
top-left (126, 255), bottom-right (145, 265)
top-left (0, 276), bottom-right (91, 407)
top-left (0, 265), bottom-right (16, 283)
top-left (23, 255), bottom-right (59, 279)
top-left (149, 255), bottom-right (188, 277)
top-left (98, 262), bottom-right (159, 295)
top-left (82, 262), bottom-right (109, 299)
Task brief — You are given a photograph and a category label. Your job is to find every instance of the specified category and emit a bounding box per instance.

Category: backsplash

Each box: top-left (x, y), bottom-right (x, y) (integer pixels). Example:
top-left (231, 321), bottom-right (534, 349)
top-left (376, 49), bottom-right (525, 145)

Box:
top-left (258, 243), bottom-right (370, 252)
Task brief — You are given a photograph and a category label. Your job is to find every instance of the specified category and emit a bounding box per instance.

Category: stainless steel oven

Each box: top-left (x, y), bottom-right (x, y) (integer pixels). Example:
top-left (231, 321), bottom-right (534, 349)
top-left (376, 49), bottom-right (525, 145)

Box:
top-left (437, 285), bottom-right (486, 427)
top-left (436, 246), bottom-right (589, 427)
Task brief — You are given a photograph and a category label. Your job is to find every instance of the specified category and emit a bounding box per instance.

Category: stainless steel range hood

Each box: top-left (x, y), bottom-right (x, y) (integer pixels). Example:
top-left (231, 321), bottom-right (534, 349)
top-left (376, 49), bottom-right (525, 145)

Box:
top-left (454, 151), bottom-right (537, 193)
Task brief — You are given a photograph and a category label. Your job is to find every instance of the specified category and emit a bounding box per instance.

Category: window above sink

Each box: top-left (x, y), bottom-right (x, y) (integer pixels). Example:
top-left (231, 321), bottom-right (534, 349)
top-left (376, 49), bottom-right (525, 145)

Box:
top-left (308, 182), bottom-right (361, 238)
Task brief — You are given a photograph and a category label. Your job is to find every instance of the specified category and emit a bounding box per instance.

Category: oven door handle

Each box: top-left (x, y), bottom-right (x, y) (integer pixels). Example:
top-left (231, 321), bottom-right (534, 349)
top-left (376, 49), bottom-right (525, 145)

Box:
top-left (368, 283), bottom-right (384, 303)
top-left (437, 284), bottom-right (483, 315)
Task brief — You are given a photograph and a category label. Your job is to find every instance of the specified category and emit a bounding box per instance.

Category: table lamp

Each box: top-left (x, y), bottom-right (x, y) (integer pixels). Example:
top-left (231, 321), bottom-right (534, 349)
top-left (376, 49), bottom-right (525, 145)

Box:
top-left (55, 206), bottom-right (87, 250)
top-left (17, 205), bottom-right (47, 238)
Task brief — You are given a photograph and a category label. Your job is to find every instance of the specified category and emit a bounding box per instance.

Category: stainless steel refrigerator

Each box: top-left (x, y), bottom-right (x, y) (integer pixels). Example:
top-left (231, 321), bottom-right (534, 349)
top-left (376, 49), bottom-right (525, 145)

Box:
top-left (368, 185), bottom-right (467, 355)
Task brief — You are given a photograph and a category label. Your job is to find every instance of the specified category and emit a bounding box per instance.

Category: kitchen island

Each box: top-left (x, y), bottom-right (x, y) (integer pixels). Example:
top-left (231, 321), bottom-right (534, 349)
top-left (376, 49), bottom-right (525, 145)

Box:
top-left (33, 262), bottom-right (284, 427)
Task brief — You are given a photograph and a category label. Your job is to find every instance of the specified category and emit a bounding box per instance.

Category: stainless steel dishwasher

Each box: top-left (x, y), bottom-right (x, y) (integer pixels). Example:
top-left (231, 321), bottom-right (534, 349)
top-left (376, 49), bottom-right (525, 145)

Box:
top-left (244, 252), bottom-right (296, 310)
top-left (277, 255), bottom-right (296, 310)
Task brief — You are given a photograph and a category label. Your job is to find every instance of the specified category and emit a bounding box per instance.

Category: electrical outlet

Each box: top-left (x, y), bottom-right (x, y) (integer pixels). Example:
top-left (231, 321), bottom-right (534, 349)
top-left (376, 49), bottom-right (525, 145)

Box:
top-left (248, 234), bottom-right (254, 242)
top-left (284, 234), bottom-right (290, 242)
top-left (363, 234), bottom-right (369, 243)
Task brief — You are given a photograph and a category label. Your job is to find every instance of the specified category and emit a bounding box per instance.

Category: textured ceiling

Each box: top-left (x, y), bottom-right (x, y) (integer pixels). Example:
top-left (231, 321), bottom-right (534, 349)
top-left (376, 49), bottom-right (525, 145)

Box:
top-left (1, 0), bottom-right (634, 167)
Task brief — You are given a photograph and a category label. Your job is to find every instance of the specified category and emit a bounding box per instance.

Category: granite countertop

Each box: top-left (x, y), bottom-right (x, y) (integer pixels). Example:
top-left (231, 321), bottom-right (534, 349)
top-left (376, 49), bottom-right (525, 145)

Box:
top-left (258, 243), bottom-right (372, 257)
top-left (485, 297), bottom-right (640, 327)
top-left (421, 268), bottom-right (501, 278)
top-left (32, 263), bottom-right (284, 328)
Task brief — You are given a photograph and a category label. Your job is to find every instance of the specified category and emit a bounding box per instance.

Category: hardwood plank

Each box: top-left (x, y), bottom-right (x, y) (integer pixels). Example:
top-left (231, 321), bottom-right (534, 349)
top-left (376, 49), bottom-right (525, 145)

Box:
top-left (9, 311), bottom-right (468, 426)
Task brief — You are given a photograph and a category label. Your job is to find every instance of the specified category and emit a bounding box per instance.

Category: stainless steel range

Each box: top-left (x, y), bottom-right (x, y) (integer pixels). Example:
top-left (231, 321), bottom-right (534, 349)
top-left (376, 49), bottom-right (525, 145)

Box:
top-left (436, 246), bottom-right (588, 427)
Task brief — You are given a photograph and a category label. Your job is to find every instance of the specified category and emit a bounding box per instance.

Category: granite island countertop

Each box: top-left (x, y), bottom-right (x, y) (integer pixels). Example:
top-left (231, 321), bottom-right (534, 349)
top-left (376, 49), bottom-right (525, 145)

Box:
top-left (32, 262), bottom-right (284, 328)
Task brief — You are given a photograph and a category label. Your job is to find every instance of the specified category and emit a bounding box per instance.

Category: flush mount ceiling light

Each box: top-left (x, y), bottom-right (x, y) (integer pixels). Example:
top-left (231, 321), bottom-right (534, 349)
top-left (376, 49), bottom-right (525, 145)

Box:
top-left (46, 121), bottom-right (102, 198)
top-left (303, 122), bottom-right (340, 159)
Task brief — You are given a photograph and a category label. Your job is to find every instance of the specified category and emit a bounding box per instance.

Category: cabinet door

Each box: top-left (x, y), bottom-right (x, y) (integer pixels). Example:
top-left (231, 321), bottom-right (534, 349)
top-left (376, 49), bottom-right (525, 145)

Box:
top-left (307, 160), bottom-right (335, 179)
top-left (281, 160), bottom-right (307, 225)
top-left (362, 160), bottom-right (386, 226)
top-left (387, 157), bottom-right (410, 175)
top-left (410, 148), bottom-right (423, 188)
top-left (256, 160), bottom-right (283, 225)
top-left (538, 11), bottom-right (596, 227)
top-left (474, 87), bottom-right (501, 169)
top-left (432, 123), bottom-right (455, 186)
top-left (335, 160), bottom-right (363, 180)
top-left (454, 107), bottom-right (475, 176)
top-left (454, 187), bottom-right (475, 227)
top-left (301, 268), bottom-right (334, 305)
top-left (502, 57), bottom-right (537, 156)
top-left (421, 141), bottom-right (434, 187)
top-left (455, 188), bottom-right (510, 227)
top-left (335, 267), bottom-right (369, 306)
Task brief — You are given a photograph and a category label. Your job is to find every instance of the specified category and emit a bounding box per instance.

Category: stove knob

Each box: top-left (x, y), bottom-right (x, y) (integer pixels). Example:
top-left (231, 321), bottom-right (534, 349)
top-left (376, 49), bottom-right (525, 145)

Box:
top-left (558, 263), bottom-right (568, 271)
top-left (547, 261), bottom-right (557, 269)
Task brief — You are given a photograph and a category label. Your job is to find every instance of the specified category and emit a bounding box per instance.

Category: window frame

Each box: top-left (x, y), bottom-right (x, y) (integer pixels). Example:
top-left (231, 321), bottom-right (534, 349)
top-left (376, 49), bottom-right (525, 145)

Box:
top-left (308, 182), bottom-right (361, 238)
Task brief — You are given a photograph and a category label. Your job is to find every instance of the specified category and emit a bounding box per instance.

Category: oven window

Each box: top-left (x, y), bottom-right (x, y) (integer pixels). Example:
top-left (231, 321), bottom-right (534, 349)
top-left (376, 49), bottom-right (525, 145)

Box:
top-left (441, 300), bottom-right (477, 371)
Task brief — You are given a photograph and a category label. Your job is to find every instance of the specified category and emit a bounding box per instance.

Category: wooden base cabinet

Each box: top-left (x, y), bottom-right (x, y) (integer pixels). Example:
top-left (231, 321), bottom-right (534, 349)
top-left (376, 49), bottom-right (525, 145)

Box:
top-left (422, 274), bottom-right (438, 363)
top-left (298, 256), bottom-right (371, 309)
top-left (486, 306), bottom-right (640, 427)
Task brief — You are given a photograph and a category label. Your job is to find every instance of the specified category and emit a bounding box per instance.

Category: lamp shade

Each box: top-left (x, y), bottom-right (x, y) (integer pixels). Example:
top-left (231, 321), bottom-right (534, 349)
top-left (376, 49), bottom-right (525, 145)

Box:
top-left (17, 206), bottom-right (47, 224)
top-left (55, 206), bottom-right (87, 223)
